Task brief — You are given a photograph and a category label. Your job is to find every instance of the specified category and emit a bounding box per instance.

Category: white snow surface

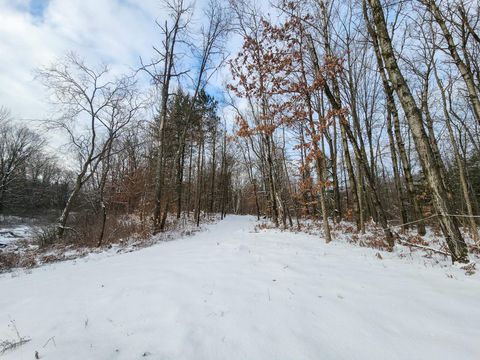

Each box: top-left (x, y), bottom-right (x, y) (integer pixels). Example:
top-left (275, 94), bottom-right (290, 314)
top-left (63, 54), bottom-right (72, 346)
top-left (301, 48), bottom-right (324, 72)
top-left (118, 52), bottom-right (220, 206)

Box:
top-left (1, 215), bottom-right (479, 359)
top-left (0, 225), bottom-right (32, 246)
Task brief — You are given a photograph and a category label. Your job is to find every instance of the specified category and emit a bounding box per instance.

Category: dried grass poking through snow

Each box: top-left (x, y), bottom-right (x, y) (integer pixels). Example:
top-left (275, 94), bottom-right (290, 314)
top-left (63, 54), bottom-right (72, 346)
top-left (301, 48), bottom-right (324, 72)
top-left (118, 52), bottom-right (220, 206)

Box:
top-left (255, 218), bottom-right (480, 275)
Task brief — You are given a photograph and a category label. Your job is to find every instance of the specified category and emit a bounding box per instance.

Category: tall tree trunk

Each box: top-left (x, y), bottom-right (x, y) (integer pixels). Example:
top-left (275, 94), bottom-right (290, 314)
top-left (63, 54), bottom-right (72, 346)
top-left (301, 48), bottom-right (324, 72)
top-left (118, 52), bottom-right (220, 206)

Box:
top-left (220, 131), bottom-right (228, 219)
top-left (366, 0), bottom-right (469, 263)
top-left (386, 110), bottom-right (408, 230)
top-left (421, 79), bottom-right (449, 193)
top-left (299, 123), bottom-right (315, 216)
top-left (209, 123), bottom-right (217, 213)
top-left (195, 136), bottom-right (205, 227)
top-left (186, 142), bottom-right (194, 217)
top-left (176, 142), bottom-right (186, 219)
top-left (434, 66), bottom-right (479, 242)
top-left (307, 30), bottom-right (393, 245)
top-left (243, 138), bottom-right (261, 220)
top-left (97, 148), bottom-right (113, 247)
top-left (363, 4), bottom-right (426, 235)
top-left (307, 100), bottom-right (332, 242)
top-left (326, 119), bottom-right (342, 221)
top-left (264, 134), bottom-right (280, 227)
top-left (0, 185), bottom-right (6, 215)
top-left (57, 176), bottom-right (82, 239)
top-left (152, 19), bottom-right (181, 232)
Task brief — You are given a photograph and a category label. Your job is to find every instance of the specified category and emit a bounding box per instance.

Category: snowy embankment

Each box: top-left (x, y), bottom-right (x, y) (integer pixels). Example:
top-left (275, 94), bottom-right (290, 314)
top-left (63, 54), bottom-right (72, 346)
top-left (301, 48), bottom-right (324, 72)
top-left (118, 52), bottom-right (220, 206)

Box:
top-left (0, 225), bottom-right (32, 247)
top-left (0, 215), bottom-right (479, 359)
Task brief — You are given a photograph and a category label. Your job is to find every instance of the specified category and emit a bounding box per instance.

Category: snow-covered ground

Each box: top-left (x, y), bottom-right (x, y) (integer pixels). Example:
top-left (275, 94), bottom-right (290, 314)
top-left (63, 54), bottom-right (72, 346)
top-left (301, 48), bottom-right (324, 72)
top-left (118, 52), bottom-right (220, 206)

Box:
top-left (0, 225), bottom-right (33, 246)
top-left (1, 215), bottom-right (479, 359)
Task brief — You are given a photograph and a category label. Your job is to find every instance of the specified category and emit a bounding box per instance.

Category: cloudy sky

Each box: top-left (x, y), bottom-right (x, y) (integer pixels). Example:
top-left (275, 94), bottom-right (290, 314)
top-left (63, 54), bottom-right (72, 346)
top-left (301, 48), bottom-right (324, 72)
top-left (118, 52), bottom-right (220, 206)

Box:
top-left (0, 0), bottom-right (231, 129)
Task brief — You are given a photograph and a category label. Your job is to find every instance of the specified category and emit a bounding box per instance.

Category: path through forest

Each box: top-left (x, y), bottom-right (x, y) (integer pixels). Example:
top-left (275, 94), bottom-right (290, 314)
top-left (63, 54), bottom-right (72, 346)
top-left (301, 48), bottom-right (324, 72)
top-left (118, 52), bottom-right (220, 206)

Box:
top-left (1, 216), bottom-right (479, 359)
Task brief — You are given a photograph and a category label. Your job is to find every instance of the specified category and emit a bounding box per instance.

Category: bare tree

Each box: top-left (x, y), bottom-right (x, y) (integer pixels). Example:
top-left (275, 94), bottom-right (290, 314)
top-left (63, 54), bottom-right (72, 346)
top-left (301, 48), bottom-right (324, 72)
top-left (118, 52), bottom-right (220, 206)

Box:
top-left (142, 0), bottom-right (230, 231)
top-left (37, 53), bottom-right (139, 239)
top-left (364, 0), bottom-right (469, 263)
top-left (140, 0), bottom-right (192, 231)
top-left (419, 0), bottom-right (480, 125)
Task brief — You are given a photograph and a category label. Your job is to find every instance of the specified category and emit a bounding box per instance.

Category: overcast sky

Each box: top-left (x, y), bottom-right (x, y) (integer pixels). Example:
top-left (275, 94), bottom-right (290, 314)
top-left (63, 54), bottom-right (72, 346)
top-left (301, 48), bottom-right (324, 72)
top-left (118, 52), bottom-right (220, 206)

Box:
top-left (0, 0), bottom-right (233, 129)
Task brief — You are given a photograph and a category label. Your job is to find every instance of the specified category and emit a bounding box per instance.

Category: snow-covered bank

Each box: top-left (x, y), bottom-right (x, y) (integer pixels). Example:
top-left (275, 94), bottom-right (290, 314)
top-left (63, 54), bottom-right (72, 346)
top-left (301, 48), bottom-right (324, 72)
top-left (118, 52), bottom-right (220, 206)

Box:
top-left (0, 225), bottom-right (32, 247)
top-left (0, 214), bottom-right (214, 272)
top-left (1, 215), bottom-right (479, 359)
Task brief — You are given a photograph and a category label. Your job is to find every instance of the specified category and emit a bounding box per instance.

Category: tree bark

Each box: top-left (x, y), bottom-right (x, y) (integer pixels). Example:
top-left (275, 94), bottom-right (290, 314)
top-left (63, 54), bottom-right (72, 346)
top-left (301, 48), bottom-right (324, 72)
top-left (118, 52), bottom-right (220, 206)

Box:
top-left (363, 3), bottom-right (426, 235)
top-left (434, 65), bottom-right (479, 242)
top-left (366, 0), bottom-right (469, 263)
top-left (307, 29), bottom-right (393, 245)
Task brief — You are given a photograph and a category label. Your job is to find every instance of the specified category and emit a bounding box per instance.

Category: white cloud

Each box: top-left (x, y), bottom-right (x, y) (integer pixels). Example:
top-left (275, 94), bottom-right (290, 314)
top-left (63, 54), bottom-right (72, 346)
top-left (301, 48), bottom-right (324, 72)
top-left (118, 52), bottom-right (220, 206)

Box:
top-left (0, 0), bottom-right (168, 124)
top-left (0, 0), bottom-right (247, 151)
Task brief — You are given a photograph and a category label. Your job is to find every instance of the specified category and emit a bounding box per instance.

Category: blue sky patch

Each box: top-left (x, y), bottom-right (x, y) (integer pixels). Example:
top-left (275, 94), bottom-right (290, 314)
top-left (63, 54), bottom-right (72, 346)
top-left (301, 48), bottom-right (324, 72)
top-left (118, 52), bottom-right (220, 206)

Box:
top-left (29, 0), bottom-right (50, 19)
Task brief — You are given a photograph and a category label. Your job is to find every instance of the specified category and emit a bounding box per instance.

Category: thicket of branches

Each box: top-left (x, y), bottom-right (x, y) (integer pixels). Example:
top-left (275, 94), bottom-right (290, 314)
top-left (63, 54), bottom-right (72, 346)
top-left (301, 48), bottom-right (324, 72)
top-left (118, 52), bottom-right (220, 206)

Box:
top-left (0, 107), bottom-right (68, 217)
top-left (227, 0), bottom-right (480, 264)
top-left (1, 0), bottom-right (480, 264)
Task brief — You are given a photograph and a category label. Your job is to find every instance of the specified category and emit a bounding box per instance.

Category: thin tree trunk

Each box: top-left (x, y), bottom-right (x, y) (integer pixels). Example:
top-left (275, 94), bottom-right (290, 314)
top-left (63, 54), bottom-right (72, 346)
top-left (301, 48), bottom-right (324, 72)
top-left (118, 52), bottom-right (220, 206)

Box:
top-left (243, 138), bottom-right (261, 220)
top-left (220, 131), bottom-right (228, 219)
top-left (386, 110), bottom-right (408, 230)
top-left (366, 0), bottom-right (469, 263)
top-left (421, 0), bottom-right (480, 125)
top-left (152, 18), bottom-right (182, 232)
top-left (306, 98), bottom-right (332, 242)
top-left (307, 29), bottom-right (392, 244)
top-left (195, 136), bottom-right (205, 227)
top-left (97, 148), bottom-right (113, 247)
top-left (363, 5), bottom-right (426, 235)
top-left (57, 176), bottom-right (82, 239)
top-left (186, 142), bottom-right (193, 217)
top-left (434, 66), bottom-right (479, 242)
top-left (209, 123), bottom-right (217, 213)
top-left (264, 134), bottom-right (279, 227)
top-left (176, 142), bottom-right (186, 219)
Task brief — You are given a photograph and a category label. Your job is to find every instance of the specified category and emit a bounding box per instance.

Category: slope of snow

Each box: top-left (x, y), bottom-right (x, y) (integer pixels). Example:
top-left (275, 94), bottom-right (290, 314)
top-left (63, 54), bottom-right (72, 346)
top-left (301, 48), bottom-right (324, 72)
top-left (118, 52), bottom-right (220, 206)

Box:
top-left (0, 215), bottom-right (479, 359)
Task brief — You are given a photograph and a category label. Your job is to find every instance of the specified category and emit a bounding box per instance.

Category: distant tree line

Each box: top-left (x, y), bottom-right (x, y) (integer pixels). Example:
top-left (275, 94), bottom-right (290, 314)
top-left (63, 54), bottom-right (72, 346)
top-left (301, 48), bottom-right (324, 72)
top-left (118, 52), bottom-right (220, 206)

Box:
top-left (0, 107), bottom-right (69, 217)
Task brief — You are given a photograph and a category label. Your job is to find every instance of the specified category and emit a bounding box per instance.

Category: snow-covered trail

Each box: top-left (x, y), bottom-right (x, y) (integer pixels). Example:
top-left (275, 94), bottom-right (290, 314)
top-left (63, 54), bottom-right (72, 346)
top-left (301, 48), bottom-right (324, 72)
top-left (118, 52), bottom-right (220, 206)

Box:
top-left (1, 215), bottom-right (479, 360)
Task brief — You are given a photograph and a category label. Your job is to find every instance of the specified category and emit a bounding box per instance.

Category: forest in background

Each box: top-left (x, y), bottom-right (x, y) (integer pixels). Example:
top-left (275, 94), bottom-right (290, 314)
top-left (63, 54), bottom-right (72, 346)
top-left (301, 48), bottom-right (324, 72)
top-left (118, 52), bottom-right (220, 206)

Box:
top-left (1, 0), bottom-right (480, 265)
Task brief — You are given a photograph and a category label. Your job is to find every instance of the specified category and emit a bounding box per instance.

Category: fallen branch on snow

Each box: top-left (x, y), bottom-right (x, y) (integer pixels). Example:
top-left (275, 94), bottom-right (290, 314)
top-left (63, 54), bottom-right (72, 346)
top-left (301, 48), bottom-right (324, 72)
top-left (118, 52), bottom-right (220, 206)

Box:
top-left (397, 239), bottom-right (450, 257)
top-left (0, 320), bottom-right (31, 355)
top-left (0, 337), bottom-right (31, 354)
